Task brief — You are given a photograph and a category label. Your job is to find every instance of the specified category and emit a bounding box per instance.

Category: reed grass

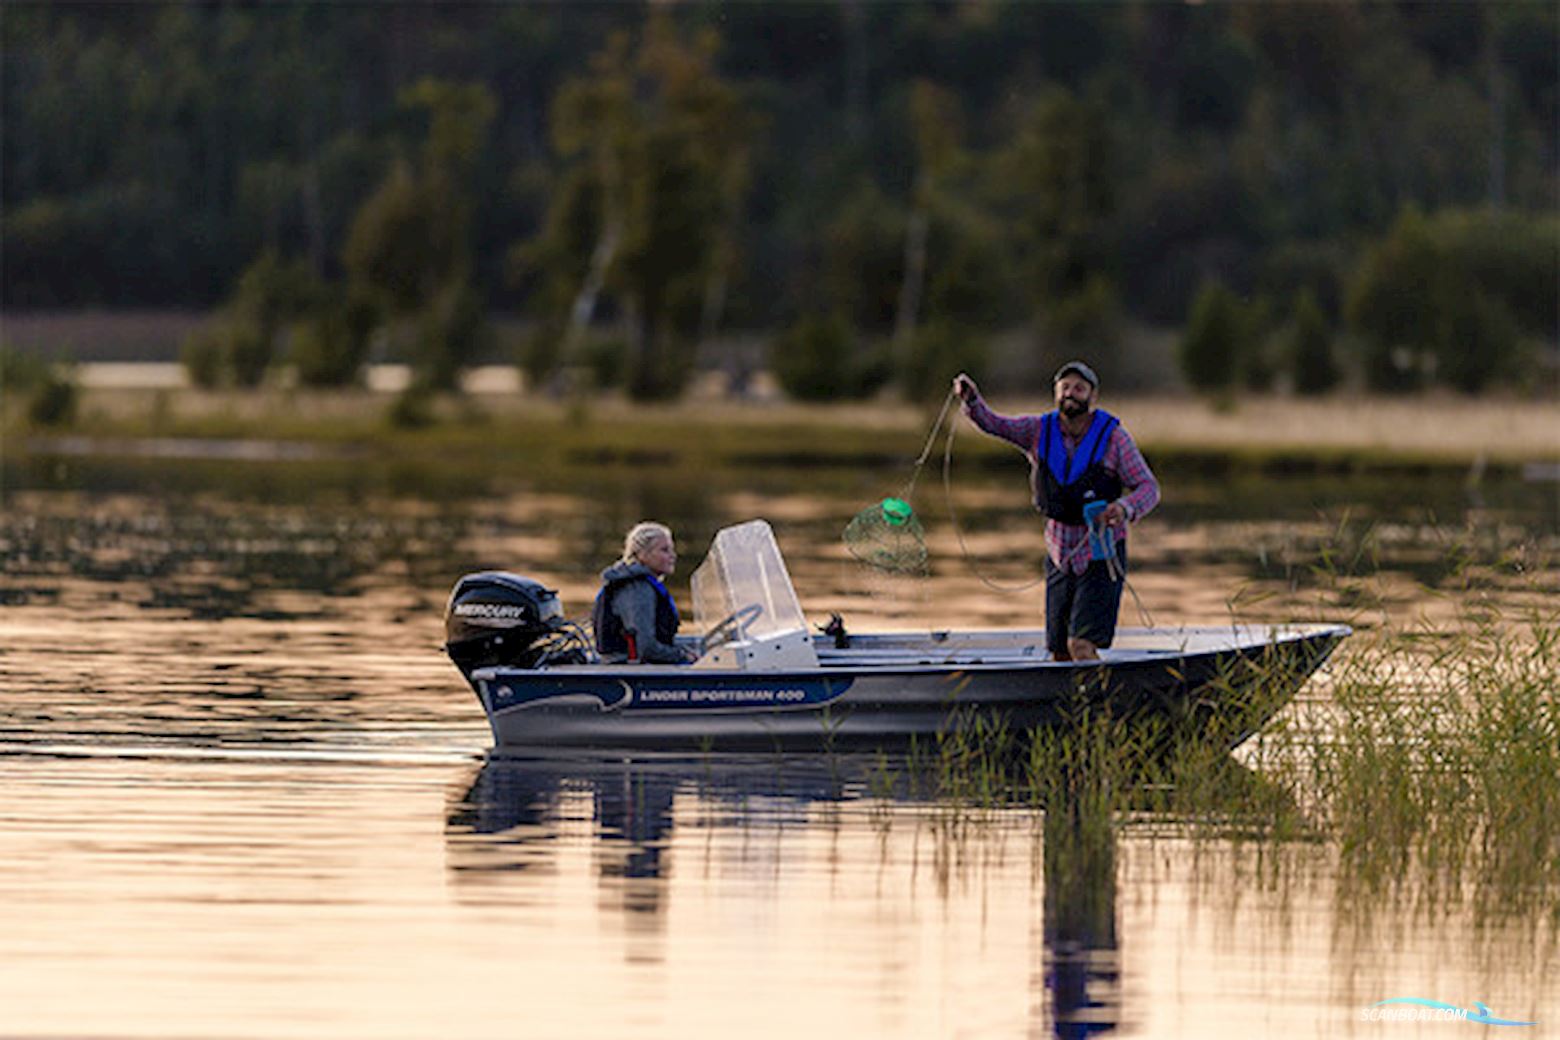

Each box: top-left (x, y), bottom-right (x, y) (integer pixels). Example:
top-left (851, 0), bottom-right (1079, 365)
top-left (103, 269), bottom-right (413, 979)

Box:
top-left (1304, 608), bottom-right (1559, 921)
top-left (870, 599), bottom-right (1559, 924)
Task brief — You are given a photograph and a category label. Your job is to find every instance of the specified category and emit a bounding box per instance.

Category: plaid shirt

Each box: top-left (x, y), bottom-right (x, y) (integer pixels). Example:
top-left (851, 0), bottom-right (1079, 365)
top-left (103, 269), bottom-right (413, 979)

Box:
top-left (963, 395), bottom-right (1160, 574)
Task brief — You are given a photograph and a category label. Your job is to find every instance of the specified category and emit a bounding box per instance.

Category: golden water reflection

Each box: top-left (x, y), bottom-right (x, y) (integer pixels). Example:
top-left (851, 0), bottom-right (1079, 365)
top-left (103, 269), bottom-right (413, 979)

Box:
top-left (6, 751), bottom-right (1549, 1038)
top-left (1, 482), bottom-right (1555, 1038)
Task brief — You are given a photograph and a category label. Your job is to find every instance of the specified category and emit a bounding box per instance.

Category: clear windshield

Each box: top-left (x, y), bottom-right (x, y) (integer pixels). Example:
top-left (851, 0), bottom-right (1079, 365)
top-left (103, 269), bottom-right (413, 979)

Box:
top-left (690, 520), bottom-right (808, 640)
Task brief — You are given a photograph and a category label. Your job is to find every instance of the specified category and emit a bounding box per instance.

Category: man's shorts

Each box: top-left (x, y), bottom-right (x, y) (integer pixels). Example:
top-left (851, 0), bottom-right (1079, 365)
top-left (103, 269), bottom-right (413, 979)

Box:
top-left (1044, 540), bottom-right (1127, 658)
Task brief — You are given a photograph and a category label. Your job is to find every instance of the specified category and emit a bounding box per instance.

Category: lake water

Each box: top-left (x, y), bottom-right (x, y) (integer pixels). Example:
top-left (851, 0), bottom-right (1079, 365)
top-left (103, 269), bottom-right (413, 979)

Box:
top-left (2, 443), bottom-right (1556, 1038)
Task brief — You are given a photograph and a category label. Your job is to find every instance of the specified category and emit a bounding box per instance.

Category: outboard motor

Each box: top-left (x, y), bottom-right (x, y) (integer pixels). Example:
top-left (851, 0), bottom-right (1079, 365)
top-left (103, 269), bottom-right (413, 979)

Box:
top-left (443, 571), bottom-right (583, 681)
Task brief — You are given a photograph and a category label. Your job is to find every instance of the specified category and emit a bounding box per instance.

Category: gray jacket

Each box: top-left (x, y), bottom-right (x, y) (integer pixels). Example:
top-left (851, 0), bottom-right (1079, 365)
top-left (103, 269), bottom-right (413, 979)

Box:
top-left (596, 561), bottom-right (688, 664)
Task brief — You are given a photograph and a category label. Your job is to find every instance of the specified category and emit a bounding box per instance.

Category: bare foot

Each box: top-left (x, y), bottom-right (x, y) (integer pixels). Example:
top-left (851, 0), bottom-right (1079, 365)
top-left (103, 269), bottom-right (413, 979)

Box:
top-left (1067, 637), bottom-right (1100, 661)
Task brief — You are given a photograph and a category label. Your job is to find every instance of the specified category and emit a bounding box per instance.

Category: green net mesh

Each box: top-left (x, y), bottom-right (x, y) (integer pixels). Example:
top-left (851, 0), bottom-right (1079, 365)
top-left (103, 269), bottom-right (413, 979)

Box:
top-left (842, 392), bottom-right (961, 578)
top-left (843, 495), bottom-right (928, 575)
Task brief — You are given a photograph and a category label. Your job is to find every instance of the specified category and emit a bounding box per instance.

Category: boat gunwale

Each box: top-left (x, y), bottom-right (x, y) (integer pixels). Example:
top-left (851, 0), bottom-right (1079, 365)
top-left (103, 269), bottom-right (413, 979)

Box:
top-left (471, 623), bottom-right (1352, 682)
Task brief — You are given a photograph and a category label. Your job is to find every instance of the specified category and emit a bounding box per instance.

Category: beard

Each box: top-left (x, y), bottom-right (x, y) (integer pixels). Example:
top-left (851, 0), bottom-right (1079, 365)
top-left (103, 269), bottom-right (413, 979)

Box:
top-left (1058, 396), bottom-right (1089, 417)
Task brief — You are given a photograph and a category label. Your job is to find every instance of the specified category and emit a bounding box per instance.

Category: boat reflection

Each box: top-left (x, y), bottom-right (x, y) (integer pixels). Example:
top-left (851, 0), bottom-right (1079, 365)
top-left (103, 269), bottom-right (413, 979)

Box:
top-left (446, 753), bottom-right (1138, 1037)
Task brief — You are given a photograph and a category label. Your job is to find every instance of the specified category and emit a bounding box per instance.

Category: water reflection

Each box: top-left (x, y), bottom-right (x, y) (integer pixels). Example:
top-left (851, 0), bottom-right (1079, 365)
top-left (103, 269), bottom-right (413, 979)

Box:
top-left (2, 460), bottom-right (1555, 1037)
top-left (1044, 801), bottom-right (1119, 1038)
top-left (4, 469), bottom-right (1553, 635)
top-left (447, 754), bottom-right (1125, 1038)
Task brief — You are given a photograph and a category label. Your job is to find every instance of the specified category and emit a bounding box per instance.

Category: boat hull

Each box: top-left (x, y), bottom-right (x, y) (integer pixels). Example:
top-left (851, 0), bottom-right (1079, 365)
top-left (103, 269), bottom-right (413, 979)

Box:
top-left (469, 624), bottom-right (1349, 752)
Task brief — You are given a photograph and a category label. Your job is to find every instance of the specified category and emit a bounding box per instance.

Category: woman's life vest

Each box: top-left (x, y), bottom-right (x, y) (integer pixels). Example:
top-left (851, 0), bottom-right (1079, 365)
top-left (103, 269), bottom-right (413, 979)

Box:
top-left (592, 566), bottom-right (680, 661)
top-left (1035, 409), bottom-right (1122, 526)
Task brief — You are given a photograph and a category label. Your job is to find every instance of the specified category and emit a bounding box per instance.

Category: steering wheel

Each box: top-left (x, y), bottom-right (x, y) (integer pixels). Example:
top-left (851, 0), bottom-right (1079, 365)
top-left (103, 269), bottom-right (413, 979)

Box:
top-left (701, 603), bottom-right (764, 653)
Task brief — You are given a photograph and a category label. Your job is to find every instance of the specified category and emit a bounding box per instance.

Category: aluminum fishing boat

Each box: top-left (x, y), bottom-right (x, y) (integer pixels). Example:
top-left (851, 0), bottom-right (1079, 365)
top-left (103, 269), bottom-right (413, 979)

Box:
top-left (444, 520), bottom-right (1349, 751)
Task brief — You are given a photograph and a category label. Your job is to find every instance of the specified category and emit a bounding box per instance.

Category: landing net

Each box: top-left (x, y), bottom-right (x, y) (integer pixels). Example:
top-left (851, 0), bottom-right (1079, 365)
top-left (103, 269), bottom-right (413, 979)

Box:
top-left (842, 494), bottom-right (928, 575)
top-left (841, 392), bottom-right (956, 576)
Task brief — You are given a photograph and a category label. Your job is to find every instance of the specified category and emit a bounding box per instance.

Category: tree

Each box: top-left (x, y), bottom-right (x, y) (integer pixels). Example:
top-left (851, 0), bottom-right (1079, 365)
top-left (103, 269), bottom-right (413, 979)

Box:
top-left (515, 17), bottom-right (754, 400)
top-left (342, 79), bottom-right (496, 390)
top-left (771, 312), bottom-right (857, 403)
top-left (1344, 208), bottom-right (1541, 392)
top-left (902, 320), bottom-right (986, 405)
top-left (180, 248), bottom-right (323, 387)
top-left (342, 162), bottom-right (455, 314)
top-left (1345, 210), bottom-right (1445, 391)
top-left (1178, 281), bottom-right (1245, 398)
top-left (1289, 289), bottom-right (1340, 395)
top-left (289, 286), bottom-right (379, 388)
top-left (817, 177), bottom-right (906, 336)
top-left (991, 86), bottom-right (1116, 312)
top-left (893, 80), bottom-right (964, 354)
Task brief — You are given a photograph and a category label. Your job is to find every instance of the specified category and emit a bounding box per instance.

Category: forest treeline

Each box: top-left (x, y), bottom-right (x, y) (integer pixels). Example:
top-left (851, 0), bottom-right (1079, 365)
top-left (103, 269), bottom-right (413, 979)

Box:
top-left (4, 2), bottom-right (1557, 404)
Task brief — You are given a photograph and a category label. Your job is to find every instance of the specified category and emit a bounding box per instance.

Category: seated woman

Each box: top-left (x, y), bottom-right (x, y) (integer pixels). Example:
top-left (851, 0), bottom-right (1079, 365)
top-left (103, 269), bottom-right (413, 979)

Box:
top-left (593, 521), bottom-right (697, 664)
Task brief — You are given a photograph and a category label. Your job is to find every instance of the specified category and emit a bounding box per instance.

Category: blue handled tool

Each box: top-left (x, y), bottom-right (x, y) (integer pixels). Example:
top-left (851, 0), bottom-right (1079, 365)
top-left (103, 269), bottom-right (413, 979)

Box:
top-left (1083, 500), bottom-right (1114, 561)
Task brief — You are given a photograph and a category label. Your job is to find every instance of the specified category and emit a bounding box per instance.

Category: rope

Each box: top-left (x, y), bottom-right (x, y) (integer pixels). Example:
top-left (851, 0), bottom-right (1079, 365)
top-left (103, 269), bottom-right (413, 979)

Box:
top-left (936, 391), bottom-right (1046, 594)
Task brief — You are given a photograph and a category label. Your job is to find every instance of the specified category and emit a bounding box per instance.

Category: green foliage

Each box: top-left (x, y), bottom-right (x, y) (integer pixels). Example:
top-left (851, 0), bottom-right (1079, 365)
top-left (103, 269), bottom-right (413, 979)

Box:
top-left (180, 326), bottom-right (227, 390)
top-left (1429, 210), bottom-right (1558, 338)
top-left (340, 79), bottom-right (496, 392)
top-left (517, 322), bottom-right (566, 390)
top-left (1177, 281), bottom-right (1246, 396)
top-left (226, 323), bottom-right (274, 390)
top-left (1238, 295), bottom-right (1280, 392)
top-left (387, 382), bottom-right (436, 429)
top-left (922, 199), bottom-right (1007, 328)
top-left (580, 336), bottom-right (630, 392)
top-left (519, 17), bottom-right (753, 402)
top-left (355, 80), bottom-right (497, 311)
top-left (291, 289), bottom-right (379, 388)
top-left (180, 250), bottom-right (324, 388)
top-left (901, 321), bottom-right (986, 405)
top-left (416, 281), bottom-right (489, 392)
top-left (1436, 285), bottom-right (1522, 394)
top-left (1307, 611), bottom-right (1560, 914)
top-left (1345, 209), bottom-right (1543, 392)
top-left (771, 312), bottom-right (857, 402)
top-left (1289, 289), bottom-right (1340, 395)
top-left (7, 5), bottom-right (1558, 403)
top-left (508, 171), bottom-right (600, 334)
top-left (27, 366), bottom-right (79, 427)
top-left (1, 351), bottom-right (78, 427)
top-left (626, 326), bottom-right (697, 403)
top-left (401, 79), bottom-right (498, 180)
top-left (1043, 276), bottom-right (1122, 368)
top-left (1257, 240), bottom-right (1349, 322)
top-left (342, 162), bottom-right (454, 313)
top-left (227, 251), bottom-right (326, 385)
top-left (992, 86), bottom-right (1116, 306)
top-left (818, 179), bottom-right (906, 334)
top-left (1346, 211), bottom-right (1444, 391)
top-left (0, 350), bottom-right (49, 393)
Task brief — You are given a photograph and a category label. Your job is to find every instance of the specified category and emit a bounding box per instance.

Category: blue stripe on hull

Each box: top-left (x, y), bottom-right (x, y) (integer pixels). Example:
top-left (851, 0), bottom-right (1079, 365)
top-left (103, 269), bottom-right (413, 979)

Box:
top-left (485, 673), bottom-right (855, 714)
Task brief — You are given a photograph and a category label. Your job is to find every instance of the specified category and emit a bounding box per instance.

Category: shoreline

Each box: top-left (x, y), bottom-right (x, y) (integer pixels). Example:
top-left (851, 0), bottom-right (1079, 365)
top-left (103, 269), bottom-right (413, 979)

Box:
top-left (4, 382), bottom-right (1558, 472)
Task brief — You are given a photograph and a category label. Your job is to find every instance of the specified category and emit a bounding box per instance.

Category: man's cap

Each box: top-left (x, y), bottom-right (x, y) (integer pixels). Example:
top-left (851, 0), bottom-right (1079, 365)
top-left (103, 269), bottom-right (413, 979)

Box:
top-left (1053, 360), bottom-right (1099, 389)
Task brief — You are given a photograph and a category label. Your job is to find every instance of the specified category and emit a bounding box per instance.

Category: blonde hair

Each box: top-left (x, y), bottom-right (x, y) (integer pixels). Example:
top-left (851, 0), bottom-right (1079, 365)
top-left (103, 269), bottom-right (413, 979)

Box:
top-left (622, 521), bottom-right (673, 565)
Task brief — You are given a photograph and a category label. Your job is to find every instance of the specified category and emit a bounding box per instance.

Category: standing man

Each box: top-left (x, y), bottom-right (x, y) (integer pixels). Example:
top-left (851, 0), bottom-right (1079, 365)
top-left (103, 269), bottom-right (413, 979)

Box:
top-left (953, 362), bottom-right (1159, 662)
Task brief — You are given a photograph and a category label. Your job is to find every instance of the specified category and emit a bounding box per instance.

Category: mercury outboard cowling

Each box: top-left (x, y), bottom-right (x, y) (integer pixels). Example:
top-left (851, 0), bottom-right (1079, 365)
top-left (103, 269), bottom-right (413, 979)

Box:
top-left (444, 571), bottom-right (574, 680)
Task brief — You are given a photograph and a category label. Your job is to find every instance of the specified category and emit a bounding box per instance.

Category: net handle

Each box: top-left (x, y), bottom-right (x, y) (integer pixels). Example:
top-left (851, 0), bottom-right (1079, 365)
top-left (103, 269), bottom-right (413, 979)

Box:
top-left (901, 389), bottom-right (959, 503)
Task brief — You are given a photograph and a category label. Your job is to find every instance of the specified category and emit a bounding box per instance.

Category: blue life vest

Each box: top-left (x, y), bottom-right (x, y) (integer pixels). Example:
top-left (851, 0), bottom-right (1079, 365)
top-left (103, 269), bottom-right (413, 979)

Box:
top-left (1035, 409), bottom-right (1122, 525)
top-left (593, 572), bottom-right (680, 660)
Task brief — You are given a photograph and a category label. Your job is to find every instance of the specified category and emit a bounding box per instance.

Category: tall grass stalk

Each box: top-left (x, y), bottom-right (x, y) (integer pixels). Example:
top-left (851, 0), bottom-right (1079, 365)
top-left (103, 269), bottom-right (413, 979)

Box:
top-left (1307, 607), bottom-right (1559, 921)
top-left (874, 604), bottom-right (1556, 925)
